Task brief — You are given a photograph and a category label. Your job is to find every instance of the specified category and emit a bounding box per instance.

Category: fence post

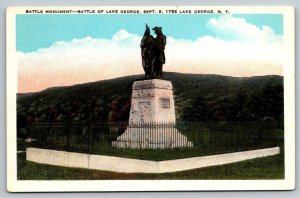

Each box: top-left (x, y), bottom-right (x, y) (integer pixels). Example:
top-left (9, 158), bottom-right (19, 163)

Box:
top-left (258, 124), bottom-right (262, 146)
top-left (89, 124), bottom-right (93, 154)
top-left (139, 121), bottom-right (142, 159)
top-left (47, 122), bottom-right (51, 148)
top-left (66, 123), bottom-right (71, 152)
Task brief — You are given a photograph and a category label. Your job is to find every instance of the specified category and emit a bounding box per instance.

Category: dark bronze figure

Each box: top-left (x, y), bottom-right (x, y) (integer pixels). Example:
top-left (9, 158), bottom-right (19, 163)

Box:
top-left (140, 24), bottom-right (166, 78)
top-left (140, 24), bottom-right (155, 76)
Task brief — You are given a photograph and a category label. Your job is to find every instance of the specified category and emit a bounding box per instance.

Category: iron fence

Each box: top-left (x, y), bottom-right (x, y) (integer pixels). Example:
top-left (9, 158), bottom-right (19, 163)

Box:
top-left (22, 121), bottom-right (283, 161)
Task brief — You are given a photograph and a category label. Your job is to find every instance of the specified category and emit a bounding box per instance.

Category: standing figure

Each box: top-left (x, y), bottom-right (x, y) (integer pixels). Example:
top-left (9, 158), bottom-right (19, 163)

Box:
top-left (152, 26), bottom-right (166, 77)
top-left (140, 24), bottom-right (155, 77)
top-left (140, 25), bottom-right (167, 78)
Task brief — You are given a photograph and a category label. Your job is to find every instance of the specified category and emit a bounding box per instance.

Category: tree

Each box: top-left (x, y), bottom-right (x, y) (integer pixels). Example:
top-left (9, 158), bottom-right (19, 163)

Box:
top-left (181, 95), bottom-right (209, 121)
top-left (246, 84), bottom-right (283, 122)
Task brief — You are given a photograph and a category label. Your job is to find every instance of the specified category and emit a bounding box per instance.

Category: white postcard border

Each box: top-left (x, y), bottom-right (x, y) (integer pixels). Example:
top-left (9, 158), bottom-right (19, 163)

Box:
top-left (6, 6), bottom-right (295, 192)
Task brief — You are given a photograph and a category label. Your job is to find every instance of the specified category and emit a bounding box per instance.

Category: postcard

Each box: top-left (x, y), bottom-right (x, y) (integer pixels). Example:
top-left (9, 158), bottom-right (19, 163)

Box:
top-left (6, 6), bottom-right (295, 192)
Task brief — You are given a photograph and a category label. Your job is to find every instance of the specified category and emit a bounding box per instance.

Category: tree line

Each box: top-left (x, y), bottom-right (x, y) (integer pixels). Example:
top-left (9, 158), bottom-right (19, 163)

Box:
top-left (17, 73), bottom-right (283, 137)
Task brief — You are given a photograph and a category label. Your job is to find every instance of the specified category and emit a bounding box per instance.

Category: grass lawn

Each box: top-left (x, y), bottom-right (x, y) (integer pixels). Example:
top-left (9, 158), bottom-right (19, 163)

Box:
top-left (17, 149), bottom-right (284, 180)
top-left (20, 126), bottom-right (283, 161)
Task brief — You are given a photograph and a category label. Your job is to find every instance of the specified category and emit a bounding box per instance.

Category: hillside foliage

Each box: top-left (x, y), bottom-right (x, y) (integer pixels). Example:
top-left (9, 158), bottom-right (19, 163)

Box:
top-left (17, 72), bottom-right (283, 136)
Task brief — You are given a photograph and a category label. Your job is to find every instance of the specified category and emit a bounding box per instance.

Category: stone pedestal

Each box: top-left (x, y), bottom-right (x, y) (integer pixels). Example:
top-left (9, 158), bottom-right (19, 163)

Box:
top-left (129, 79), bottom-right (176, 124)
top-left (112, 79), bottom-right (193, 149)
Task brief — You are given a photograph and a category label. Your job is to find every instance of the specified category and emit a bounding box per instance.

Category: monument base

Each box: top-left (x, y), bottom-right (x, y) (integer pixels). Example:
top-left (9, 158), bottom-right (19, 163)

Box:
top-left (112, 79), bottom-right (193, 149)
top-left (112, 127), bottom-right (193, 149)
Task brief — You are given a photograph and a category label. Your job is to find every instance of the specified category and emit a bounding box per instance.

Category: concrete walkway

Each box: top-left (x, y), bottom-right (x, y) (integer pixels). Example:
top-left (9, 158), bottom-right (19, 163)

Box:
top-left (26, 147), bottom-right (280, 173)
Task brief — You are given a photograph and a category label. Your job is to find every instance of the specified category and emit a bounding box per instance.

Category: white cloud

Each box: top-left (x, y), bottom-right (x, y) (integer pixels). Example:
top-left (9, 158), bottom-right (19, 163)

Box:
top-left (206, 15), bottom-right (282, 44)
top-left (17, 16), bottom-right (283, 93)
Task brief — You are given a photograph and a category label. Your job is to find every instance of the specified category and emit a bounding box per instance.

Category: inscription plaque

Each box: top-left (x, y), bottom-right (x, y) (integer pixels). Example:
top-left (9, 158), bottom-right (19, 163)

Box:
top-left (160, 97), bottom-right (170, 109)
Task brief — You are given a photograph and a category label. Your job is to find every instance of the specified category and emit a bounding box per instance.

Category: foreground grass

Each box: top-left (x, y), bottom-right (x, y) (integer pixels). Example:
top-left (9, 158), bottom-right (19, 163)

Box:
top-left (17, 150), bottom-right (284, 180)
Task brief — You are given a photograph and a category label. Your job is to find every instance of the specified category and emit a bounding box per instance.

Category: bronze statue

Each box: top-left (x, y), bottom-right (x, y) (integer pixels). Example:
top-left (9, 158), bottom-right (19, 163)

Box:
top-left (140, 24), bottom-right (155, 76)
top-left (140, 24), bottom-right (166, 78)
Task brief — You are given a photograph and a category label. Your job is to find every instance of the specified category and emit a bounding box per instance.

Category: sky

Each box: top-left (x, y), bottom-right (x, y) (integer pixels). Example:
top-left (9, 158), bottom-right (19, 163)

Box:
top-left (16, 14), bottom-right (283, 93)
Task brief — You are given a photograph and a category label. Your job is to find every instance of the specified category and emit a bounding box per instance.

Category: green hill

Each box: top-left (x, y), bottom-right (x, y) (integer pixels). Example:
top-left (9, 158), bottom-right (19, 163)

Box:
top-left (17, 72), bottom-right (283, 130)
